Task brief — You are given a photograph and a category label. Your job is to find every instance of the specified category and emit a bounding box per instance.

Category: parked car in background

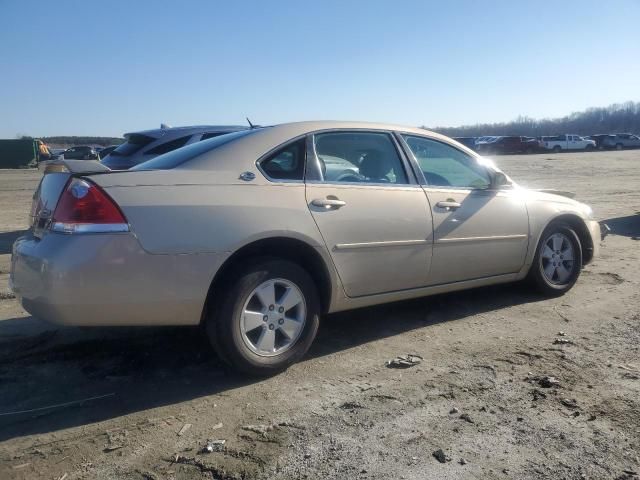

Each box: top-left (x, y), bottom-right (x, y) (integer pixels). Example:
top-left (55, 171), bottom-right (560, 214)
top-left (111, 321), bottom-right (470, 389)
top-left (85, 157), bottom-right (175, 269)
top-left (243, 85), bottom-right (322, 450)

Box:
top-left (101, 125), bottom-right (247, 169)
top-left (452, 137), bottom-right (477, 150)
top-left (543, 135), bottom-right (595, 152)
top-left (586, 134), bottom-right (611, 150)
top-left (98, 145), bottom-right (118, 159)
top-left (476, 136), bottom-right (540, 154)
top-left (601, 133), bottom-right (640, 150)
top-left (48, 148), bottom-right (66, 156)
top-left (475, 136), bottom-right (498, 144)
top-left (474, 136), bottom-right (497, 150)
top-left (11, 121), bottom-right (604, 375)
top-left (61, 146), bottom-right (99, 160)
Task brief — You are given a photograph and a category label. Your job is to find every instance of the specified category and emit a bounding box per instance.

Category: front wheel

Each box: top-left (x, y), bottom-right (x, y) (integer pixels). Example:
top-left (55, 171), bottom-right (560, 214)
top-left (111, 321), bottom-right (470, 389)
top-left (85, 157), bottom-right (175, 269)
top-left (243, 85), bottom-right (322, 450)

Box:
top-left (528, 223), bottom-right (582, 296)
top-left (206, 259), bottom-right (320, 376)
top-left (616, 143), bottom-right (623, 150)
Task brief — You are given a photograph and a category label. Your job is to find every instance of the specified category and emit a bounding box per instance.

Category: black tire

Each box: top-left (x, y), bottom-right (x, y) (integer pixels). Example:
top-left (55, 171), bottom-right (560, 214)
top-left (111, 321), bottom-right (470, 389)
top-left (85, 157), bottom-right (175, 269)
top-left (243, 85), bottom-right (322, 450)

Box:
top-left (206, 258), bottom-right (320, 376)
top-left (528, 222), bottom-right (582, 297)
top-left (616, 143), bottom-right (623, 150)
top-left (585, 144), bottom-right (595, 151)
top-left (552, 145), bottom-right (562, 153)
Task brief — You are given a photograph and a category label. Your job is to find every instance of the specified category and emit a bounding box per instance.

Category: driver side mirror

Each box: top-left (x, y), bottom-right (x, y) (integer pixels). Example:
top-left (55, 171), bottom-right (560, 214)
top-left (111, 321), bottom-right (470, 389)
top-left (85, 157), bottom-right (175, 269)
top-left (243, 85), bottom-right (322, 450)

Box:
top-left (492, 171), bottom-right (513, 189)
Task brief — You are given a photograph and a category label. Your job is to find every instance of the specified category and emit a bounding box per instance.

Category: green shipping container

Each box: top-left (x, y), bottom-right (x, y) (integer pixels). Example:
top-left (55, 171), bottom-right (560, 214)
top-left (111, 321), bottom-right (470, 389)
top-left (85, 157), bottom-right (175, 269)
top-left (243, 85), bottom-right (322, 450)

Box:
top-left (0, 139), bottom-right (37, 169)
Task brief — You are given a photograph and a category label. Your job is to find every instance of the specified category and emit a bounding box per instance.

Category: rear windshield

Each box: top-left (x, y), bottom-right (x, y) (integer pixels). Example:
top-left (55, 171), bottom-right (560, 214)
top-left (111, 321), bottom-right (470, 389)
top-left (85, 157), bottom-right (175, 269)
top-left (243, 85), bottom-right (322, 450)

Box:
top-left (109, 134), bottom-right (155, 157)
top-left (131, 129), bottom-right (257, 170)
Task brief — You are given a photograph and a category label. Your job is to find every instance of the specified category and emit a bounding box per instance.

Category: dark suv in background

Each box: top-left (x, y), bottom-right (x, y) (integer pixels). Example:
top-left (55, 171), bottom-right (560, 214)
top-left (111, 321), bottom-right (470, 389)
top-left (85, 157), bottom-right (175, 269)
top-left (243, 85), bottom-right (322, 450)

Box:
top-left (475, 136), bottom-right (541, 154)
top-left (61, 146), bottom-right (99, 160)
top-left (602, 133), bottom-right (640, 150)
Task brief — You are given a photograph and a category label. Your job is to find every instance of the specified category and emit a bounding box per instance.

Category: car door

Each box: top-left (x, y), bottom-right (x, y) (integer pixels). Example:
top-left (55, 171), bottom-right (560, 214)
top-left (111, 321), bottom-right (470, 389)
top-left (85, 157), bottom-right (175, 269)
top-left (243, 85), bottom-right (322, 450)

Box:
top-left (305, 130), bottom-right (433, 297)
top-left (64, 148), bottom-right (77, 159)
top-left (399, 134), bottom-right (529, 286)
top-left (568, 135), bottom-right (581, 150)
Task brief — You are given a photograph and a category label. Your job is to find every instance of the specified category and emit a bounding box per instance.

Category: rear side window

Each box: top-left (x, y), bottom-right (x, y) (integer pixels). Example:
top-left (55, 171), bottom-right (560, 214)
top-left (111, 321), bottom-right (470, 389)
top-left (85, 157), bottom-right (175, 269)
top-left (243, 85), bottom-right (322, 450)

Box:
top-left (259, 139), bottom-right (306, 181)
top-left (402, 135), bottom-right (490, 189)
top-left (146, 135), bottom-right (192, 155)
top-left (131, 129), bottom-right (256, 170)
top-left (314, 131), bottom-right (408, 184)
top-left (109, 134), bottom-right (155, 157)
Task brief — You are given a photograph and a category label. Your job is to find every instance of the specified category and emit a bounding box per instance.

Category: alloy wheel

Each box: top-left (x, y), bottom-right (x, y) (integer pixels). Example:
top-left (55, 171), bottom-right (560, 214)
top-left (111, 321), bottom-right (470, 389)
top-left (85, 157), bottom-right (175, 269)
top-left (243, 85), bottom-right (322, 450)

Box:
top-left (239, 278), bottom-right (307, 356)
top-left (540, 232), bottom-right (575, 285)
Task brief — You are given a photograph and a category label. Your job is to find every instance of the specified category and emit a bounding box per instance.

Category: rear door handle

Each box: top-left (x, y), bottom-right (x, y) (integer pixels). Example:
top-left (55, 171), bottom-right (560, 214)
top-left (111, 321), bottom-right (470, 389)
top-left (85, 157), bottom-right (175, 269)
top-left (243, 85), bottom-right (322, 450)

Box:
top-left (312, 198), bottom-right (346, 208)
top-left (436, 201), bottom-right (461, 211)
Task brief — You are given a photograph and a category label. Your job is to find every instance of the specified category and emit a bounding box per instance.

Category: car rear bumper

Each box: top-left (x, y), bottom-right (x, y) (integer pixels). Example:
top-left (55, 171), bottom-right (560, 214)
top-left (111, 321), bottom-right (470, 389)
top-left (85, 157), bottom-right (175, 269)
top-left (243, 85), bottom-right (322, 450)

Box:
top-left (10, 232), bottom-right (224, 326)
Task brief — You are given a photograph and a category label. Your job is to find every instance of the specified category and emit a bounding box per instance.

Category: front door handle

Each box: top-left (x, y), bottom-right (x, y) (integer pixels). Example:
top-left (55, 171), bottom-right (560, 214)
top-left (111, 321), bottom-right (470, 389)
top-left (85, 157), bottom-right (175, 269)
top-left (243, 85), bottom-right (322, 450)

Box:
top-left (436, 201), bottom-right (461, 211)
top-left (312, 198), bottom-right (346, 209)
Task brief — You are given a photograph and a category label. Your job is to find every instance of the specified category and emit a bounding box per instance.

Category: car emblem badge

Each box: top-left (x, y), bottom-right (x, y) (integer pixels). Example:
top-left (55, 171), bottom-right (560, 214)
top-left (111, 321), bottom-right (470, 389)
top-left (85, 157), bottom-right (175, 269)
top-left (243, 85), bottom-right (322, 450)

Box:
top-left (239, 171), bottom-right (256, 182)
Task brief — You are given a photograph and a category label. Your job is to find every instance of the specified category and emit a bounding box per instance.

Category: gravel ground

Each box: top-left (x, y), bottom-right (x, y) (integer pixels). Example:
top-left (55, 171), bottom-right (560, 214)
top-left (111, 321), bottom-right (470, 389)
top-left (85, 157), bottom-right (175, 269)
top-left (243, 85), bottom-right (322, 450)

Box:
top-left (0, 150), bottom-right (639, 480)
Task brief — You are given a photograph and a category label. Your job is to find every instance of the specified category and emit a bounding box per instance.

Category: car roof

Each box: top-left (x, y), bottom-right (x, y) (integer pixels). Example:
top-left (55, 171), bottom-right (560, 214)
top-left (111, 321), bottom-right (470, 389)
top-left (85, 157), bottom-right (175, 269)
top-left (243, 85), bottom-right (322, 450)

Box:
top-left (180, 120), bottom-right (478, 170)
top-left (259, 120), bottom-right (451, 140)
top-left (124, 125), bottom-right (247, 139)
top-left (95, 121), bottom-right (491, 187)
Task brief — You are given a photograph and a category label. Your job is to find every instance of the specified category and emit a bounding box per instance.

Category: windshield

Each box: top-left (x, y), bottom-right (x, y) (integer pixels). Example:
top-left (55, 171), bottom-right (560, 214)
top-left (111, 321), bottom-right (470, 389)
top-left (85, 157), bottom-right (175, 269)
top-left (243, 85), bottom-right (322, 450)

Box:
top-left (109, 134), bottom-right (155, 157)
top-left (131, 129), bottom-right (258, 170)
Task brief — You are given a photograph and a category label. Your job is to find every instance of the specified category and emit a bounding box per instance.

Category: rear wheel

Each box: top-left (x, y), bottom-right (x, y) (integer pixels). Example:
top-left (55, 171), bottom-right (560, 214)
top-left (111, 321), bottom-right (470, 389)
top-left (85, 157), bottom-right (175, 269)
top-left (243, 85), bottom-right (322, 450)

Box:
top-left (528, 223), bottom-right (582, 296)
top-left (206, 259), bottom-right (320, 376)
top-left (552, 145), bottom-right (562, 153)
top-left (616, 143), bottom-right (623, 150)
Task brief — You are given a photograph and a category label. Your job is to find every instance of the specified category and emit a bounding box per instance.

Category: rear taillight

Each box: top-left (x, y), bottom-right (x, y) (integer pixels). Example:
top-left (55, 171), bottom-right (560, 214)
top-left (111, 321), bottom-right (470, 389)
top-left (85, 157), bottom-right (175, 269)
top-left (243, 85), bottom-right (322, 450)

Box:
top-left (52, 178), bottom-right (129, 233)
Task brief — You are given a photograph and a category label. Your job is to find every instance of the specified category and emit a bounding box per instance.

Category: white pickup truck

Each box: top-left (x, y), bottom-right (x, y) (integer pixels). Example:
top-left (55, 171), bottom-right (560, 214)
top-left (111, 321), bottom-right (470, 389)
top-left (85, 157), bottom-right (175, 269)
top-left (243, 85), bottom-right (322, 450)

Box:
top-left (543, 134), bottom-right (596, 152)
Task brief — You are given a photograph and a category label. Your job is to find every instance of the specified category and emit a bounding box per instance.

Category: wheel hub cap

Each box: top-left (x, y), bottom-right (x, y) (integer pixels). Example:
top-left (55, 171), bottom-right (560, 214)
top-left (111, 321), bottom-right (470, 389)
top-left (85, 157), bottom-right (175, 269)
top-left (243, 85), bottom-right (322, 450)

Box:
top-left (540, 233), bottom-right (575, 285)
top-left (240, 278), bottom-right (306, 357)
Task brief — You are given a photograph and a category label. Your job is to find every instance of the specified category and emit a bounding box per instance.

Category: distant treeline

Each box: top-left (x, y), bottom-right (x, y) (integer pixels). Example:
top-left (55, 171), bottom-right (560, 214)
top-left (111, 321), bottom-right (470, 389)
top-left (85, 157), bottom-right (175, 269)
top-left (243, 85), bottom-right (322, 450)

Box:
top-left (429, 101), bottom-right (640, 137)
top-left (17, 135), bottom-right (124, 146)
top-left (41, 136), bottom-right (124, 146)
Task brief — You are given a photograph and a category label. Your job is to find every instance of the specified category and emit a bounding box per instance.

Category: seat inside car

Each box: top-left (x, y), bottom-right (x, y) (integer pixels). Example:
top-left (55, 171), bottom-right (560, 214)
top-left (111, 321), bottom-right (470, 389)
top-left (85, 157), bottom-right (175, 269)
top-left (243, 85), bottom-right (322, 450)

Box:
top-left (359, 150), bottom-right (391, 182)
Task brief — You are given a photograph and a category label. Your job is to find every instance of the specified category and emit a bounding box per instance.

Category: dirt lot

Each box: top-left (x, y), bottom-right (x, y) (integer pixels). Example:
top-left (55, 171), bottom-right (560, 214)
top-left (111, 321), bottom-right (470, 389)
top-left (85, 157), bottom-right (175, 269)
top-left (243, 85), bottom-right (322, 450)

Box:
top-left (1, 150), bottom-right (639, 480)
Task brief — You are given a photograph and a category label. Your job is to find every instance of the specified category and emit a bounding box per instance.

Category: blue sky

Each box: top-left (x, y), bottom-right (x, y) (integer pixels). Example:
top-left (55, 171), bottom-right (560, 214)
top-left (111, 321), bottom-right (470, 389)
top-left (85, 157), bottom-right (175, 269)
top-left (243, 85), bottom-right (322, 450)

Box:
top-left (1, 0), bottom-right (639, 137)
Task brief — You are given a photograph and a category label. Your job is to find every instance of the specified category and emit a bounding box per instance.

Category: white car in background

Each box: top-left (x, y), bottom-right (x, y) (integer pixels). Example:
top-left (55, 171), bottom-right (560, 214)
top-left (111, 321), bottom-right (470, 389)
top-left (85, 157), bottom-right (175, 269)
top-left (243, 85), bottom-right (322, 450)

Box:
top-left (543, 134), bottom-right (596, 152)
top-left (101, 124), bottom-right (247, 169)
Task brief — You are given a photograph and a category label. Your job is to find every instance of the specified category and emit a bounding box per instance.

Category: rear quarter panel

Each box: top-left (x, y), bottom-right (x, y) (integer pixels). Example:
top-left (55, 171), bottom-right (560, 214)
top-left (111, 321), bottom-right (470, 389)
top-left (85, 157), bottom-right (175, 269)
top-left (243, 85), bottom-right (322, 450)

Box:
top-left (101, 182), bottom-right (326, 255)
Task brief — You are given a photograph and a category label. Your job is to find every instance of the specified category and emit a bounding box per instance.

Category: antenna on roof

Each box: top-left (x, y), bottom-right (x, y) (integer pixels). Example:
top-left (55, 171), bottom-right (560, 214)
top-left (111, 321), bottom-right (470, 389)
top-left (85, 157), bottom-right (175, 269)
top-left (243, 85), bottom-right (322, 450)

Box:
top-left (160, 123), bottom-right (171, 129)
top-left (246, 117), bottom-right (256, 129)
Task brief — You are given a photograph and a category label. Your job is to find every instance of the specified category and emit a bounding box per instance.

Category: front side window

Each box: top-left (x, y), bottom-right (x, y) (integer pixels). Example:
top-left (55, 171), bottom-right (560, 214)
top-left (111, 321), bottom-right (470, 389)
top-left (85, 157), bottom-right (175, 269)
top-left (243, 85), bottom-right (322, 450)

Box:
top-left (146, 135), bottom-right (192, 155)
top-left (314, 131), bottom-right (408, 184)
top-left (260, 138), bottom-right (305, 181)
top-left (402, 135), bottom-right (491, 189)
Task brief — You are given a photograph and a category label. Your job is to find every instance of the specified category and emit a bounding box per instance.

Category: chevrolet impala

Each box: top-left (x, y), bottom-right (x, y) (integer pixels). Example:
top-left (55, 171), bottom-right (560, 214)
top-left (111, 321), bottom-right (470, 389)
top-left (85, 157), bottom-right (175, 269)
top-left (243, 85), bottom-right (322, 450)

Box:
top-left (10, 122), bottom-right (604, 374)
